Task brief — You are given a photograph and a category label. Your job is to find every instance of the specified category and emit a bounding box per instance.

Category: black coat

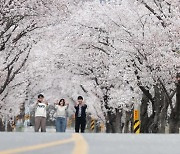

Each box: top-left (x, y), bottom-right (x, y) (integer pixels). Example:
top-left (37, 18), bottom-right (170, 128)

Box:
top-left (74, 104), bottom-right (87, 119)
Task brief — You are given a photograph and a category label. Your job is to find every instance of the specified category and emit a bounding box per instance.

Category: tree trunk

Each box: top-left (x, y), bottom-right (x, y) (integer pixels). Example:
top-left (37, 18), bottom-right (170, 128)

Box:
top-left (106, 121), bottom-right (112, 133)
top-left (124, 111), bottom-right (132, 133)
top-left (169, 77), bottom-right (180, 133)
top-left (0, 118), bottom-right (5, 131)
top-left (140, 94), bottom-right (149, 133)
top-left (149, 85), bottom-right (161, 133)
top-left (7, 121), bottom-right (13, 132)
top-left (158, 94), bottom-right (168, 133)
top-left (114, 109), bottom-right (122, 133)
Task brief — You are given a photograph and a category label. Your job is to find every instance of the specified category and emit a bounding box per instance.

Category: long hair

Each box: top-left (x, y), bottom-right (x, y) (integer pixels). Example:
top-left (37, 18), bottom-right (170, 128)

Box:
top-left (59, 99), bottom-right (65, 106)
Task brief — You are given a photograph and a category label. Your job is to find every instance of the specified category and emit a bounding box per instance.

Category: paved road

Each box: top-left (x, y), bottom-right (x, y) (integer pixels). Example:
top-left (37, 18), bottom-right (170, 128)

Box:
top-left (0, 133), bottom-right (180, 154)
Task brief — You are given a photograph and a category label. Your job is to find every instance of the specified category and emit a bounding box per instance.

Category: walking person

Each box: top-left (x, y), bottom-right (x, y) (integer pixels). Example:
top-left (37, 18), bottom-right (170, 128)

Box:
top-left (32, 94), bottom-right (48, 132)
top-left (74, 96), bottom-right (87, 133)
top-left (54, 99), bottom-right (69, 132)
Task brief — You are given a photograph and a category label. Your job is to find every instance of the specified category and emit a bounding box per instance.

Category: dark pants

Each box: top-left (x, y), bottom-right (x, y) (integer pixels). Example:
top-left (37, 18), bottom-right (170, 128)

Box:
top-left (75, 117), bottom-right (86, 133)
top-left (34, 116), bottom-right (46, 132)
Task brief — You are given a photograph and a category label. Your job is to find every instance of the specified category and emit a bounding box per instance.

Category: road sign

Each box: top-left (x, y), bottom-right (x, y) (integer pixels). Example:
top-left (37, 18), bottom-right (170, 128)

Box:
top-left (134, 110), bottom-right (139, 121)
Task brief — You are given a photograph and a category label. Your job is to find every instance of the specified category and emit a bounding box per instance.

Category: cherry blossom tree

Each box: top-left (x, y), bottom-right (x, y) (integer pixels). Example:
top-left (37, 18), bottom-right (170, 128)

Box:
top-left (53, 0), bottom-right (179, 133)
top-left (1, 0), bottom-right (179, 133)
top-left (0, 0), bottom-right (75, 131)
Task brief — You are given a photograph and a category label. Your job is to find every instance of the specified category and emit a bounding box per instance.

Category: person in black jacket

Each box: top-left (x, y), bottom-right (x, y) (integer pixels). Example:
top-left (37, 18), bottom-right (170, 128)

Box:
top-left (74, 96), bottom-right (87, 133)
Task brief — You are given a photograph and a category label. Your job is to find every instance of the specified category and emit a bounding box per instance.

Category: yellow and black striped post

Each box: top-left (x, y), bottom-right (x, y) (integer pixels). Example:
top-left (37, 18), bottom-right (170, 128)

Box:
top-left (12, 122), bottom-right (16, 130)
top-left (24, 114), bottom-right (30, 121)
top-left (90, 119), bottom-right (95, 132)
top-left (134, 110), bottom-right (140, 134)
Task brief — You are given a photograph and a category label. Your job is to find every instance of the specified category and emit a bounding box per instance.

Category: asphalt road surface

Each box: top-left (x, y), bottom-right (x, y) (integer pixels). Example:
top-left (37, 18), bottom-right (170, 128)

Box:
top-left (0, 132), bottom-right (180, 154)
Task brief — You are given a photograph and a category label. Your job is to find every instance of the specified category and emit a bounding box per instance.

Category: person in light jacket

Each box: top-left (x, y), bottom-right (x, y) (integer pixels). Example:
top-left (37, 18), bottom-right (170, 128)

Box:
top-left (54, 99), bottom-right (69, 132)
top-left (32, 94), bottom-right (48, 132)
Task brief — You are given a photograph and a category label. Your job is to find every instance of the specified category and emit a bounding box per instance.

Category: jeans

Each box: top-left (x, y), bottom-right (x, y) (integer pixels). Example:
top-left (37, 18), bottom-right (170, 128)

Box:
top-left (56, 117), bottom-right (66, 132)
